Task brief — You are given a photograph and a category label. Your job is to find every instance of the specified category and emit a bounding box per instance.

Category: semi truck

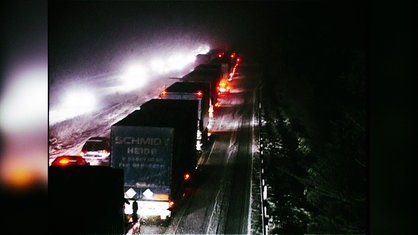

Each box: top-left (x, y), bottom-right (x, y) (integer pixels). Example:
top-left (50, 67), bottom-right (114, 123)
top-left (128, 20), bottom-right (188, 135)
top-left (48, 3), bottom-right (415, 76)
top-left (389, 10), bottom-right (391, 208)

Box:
top-left (110, 99), bottom-right (199, 220)
top-left (159, 81), bottom-right (211, 150)
top-left (194, 53), bottom-right (211, 67)
top-left (181, 65), bottom-right (223, 107)
top-left (194, 49), bottom-right (224, 66)
top-left (206, 49), bottom-right (241, 80)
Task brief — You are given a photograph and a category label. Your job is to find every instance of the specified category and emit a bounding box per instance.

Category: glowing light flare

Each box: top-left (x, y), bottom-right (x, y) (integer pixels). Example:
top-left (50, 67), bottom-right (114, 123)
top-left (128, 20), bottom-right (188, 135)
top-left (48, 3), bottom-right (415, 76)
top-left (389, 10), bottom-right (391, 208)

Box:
top-left (146, 44), bottom-right (211, 75)
top-left (217, 79), bottom-right (231, 94)
top-left (149, 58), bottom-right (165, 74)
top-left (148, 53), bottom-right (194, 75)
top-left (49, 88), bottom-right (98, 124)
top-left (193, 44), bottom-right (210, 55)
top-left (218, 80), bottom-right (227, 87)
top-left (183, 173), bottom-right (191, 181)
top-left (160, 89), bottom-right (167, 97)
top-left (167, 54), bottom-right (183, 71)
top-left (0, 136), bottom-right (47, 189)
top-left (0, 65), bottom-right (47, 132)
top-left (169, 200), bottom-right (175, 208)
top-left (120, 63), bottom-right (149, 91)
top-left (62, 90), bottom-right (97, 110)
top-left (166, 53), bottom-right (194, 72)
top-left (0, 61), bottom-right (48, 189)
top-left (58, 158), bottom-right (70, 165)
top-left (195, 90), bottom-right (203, 97)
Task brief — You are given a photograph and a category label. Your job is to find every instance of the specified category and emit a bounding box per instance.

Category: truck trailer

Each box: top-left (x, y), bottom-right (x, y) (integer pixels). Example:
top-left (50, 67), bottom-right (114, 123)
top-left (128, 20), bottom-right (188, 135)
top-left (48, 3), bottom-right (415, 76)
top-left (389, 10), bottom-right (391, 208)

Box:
top-left (138, 99), bottom-right (199, 175)
top-left (159, 81), bottom-right (211, 149)
top-left (111, 99), bottom-right (199, 220)
top-left (181, 66), bottom-right (223, 107)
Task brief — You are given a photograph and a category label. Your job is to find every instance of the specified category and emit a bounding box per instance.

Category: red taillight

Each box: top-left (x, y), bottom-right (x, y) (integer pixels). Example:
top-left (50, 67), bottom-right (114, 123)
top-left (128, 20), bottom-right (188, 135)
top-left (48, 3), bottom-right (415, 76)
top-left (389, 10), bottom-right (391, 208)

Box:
top-left (160, 90), bottom-right (167, 96)
top-left (169, 200), bottom-right (175, 208)
top-left (217, 80), bottom-right (230, 94)
top-left (58, 158), bottom-right (70, 166)
top-left (184, 173), bottom-right (191, 181)
top-left (230, 52), bottom-right (236, 58)
top-left (196, 90), bottom-right (203, 97)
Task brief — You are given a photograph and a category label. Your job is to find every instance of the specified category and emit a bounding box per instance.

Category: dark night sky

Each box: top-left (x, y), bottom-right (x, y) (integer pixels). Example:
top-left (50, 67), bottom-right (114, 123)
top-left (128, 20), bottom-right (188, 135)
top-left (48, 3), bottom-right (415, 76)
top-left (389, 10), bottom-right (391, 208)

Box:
top-left (48, 0), bottom-right (368, 84)
top-left (48, 0), bottom-right (294, 82)
top-left (49, 0), bottom-right (275, 50)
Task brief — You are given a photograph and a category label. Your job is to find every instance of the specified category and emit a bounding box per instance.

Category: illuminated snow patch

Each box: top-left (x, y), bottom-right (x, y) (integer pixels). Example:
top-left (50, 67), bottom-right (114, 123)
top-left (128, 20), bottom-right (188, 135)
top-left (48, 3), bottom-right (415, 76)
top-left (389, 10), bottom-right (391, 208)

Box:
top-left (49, 89), bottom-right (98, 124)
top-left (149, 58), bottom-right (166, 74)
top-left (148, 44), bottom-right (210, 75)
top-left (0, 59), bottom-right (48, 188)
top-left (0, 65), bottom-right (47, 132)
top-left (63, 90), bottom-right (96, 109)
top-left (167, 54), bottom-right (192, 71)
top-left (193, 44), bottom-right (210, 54)
top-left (119, 63), bottom-right (149, 91)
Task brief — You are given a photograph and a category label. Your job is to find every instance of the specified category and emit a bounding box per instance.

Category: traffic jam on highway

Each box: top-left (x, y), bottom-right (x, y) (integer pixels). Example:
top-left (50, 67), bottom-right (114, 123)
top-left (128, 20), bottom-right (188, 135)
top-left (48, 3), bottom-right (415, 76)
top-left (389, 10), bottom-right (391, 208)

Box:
top-left (49, 49), bottom-right (242, 235)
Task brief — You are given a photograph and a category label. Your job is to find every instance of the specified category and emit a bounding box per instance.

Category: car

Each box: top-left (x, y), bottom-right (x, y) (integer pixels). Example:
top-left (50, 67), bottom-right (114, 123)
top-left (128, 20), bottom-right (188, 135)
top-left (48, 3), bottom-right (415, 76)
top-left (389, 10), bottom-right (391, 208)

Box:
top-left (79, 137), bottom-right (111, 166)
top-left (50, 155), bottom-right (90, 167)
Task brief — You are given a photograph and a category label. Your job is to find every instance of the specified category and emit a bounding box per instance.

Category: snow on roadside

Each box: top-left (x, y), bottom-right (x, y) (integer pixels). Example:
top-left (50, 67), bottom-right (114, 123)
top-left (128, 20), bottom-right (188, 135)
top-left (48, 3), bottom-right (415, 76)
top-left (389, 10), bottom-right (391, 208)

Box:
top-left (48, 75), bottom-right (177, 163)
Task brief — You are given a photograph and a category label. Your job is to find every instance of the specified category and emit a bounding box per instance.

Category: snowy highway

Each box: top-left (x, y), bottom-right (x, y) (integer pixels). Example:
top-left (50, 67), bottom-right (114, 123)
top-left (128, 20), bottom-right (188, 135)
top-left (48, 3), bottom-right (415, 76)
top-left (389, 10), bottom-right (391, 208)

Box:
top-left (126, 63), bottom-right (262, 234)
top-left (49, 62), bottom-right (263, 234)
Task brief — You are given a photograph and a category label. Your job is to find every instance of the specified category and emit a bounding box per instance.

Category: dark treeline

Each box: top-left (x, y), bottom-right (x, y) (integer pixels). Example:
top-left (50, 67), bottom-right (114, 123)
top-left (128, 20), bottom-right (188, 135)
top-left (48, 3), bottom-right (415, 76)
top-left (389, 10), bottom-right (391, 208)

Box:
top-left (259, 1), bottom-right (367, 233)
